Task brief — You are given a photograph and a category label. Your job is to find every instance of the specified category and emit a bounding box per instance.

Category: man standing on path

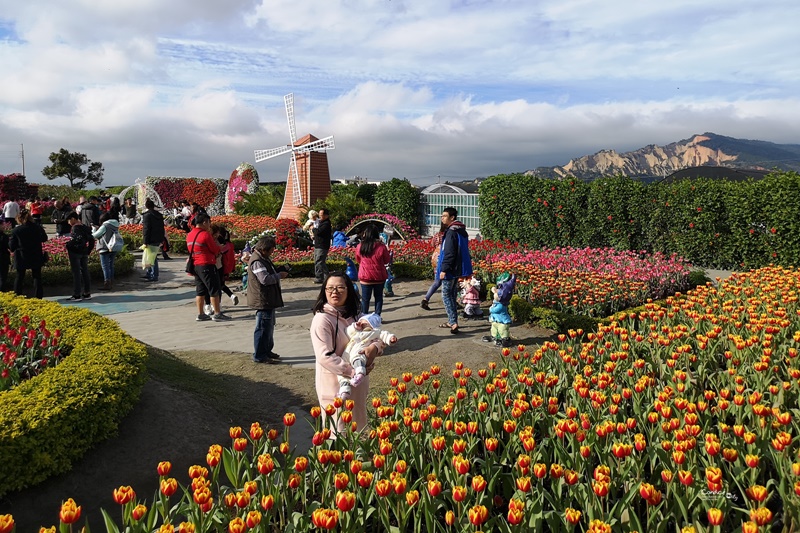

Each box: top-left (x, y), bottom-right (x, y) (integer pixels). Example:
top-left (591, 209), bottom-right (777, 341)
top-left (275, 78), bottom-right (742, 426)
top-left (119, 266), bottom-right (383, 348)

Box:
top-left (2, 198), bottom-right (19, 227)
top-left (437, 207), bottom-right (472, 335)
top-left (313, 208), bottom-right (332, 284)
top-left (80, 196), bottom-right (100, 230)
top-left (64, 212), bottom-right (94, 302)
top-left (247, 235), bottom-right (289, 363)
top-left (142, 199), bottom-right (165, 282)
top-left (188, 213), bottom-right (231, 322)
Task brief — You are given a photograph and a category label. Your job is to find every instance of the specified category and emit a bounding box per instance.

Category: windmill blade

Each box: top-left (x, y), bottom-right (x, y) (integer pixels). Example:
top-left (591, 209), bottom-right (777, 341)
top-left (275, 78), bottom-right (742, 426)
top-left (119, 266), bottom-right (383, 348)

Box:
top-left (285, 93), bottom-right (297, 144)
top-left (294, 135), bottom-right (335, 154)
top-left (289, 152), bottom-right (302, 206)
top-left (254, 145), bottom-right (293, 162)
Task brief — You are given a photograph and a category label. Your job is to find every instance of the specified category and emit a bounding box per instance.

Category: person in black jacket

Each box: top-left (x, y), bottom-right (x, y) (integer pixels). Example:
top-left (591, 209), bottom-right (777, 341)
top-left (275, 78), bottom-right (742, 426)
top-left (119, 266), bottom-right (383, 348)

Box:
top-left (0, 228), bottom-right (9, 292)
top-left (142, 199), bottom-right (166, 282)
top-left (247, 236), bottom-right (289, 363)
top-left (9, 209), bottom-right (49, 298)
top-left (64, 212), bottom-right (94, 301)
top-left (313, 208), bottom-right (332, 284)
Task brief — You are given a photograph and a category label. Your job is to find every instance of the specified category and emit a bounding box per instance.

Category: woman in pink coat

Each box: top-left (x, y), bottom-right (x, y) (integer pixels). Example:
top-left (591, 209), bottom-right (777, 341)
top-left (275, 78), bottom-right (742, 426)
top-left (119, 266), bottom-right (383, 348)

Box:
top-left (356, 224), bottom-right (391, 315)
top-left (311, 273), bottom-right (384, 433)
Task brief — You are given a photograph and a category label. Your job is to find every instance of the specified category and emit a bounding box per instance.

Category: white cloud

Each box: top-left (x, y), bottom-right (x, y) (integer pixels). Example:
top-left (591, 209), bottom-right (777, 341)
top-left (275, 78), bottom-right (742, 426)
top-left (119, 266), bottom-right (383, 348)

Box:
top-left (0, 1), bottom-right (798, 186)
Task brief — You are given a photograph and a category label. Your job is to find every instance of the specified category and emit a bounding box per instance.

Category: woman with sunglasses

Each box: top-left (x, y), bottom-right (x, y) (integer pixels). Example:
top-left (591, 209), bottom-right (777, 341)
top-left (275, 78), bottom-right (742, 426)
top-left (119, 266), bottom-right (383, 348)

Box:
top-left (311, 272), bottom-right (385, 434)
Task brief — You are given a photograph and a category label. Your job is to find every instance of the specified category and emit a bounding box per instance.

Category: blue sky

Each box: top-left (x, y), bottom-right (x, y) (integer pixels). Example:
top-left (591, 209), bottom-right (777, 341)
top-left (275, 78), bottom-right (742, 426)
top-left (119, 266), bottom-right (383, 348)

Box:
top-left (0, 0), bottom-right (798, 187)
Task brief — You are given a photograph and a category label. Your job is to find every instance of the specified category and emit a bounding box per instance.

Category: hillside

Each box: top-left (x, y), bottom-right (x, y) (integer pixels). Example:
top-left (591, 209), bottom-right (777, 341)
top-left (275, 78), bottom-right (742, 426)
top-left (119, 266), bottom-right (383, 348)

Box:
top-left (528, 133), bottom-right (800, 180)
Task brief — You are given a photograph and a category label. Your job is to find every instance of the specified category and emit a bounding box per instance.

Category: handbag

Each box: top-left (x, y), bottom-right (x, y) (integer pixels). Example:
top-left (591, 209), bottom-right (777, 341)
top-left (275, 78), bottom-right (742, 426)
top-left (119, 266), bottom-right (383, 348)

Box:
top-left (185, 240), bottom-right (196, 276)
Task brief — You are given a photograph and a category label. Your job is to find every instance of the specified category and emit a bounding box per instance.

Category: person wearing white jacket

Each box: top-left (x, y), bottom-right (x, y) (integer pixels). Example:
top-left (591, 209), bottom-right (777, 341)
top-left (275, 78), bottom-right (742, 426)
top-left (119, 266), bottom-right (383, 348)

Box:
top-left (92, 213), bottom-right (124, 290)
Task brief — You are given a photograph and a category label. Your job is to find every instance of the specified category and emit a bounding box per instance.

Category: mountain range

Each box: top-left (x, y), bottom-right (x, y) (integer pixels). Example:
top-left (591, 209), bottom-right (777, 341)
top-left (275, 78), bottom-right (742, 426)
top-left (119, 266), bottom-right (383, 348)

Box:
top-left (527, 133), bottom-right (800, 181)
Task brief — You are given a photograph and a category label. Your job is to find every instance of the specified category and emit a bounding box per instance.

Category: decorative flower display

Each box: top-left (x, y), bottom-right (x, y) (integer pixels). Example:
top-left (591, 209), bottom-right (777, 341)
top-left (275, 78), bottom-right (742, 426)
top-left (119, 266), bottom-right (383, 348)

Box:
top-left (145, 177), bottom-right (228, 216)
top-left (225, 163), bottom-right (260, 214)
top-left (21, 265), bottom-right (800, 532)
top-left (344, 213), bottom-right (419, 241)
top-left (0, 314), bottom-right (65, 391)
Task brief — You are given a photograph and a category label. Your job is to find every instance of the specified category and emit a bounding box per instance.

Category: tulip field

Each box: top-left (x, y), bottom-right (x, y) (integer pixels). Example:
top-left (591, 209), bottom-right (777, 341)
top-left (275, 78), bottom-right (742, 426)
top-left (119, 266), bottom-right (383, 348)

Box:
top-left (6, 265), bottom-right (799, 532)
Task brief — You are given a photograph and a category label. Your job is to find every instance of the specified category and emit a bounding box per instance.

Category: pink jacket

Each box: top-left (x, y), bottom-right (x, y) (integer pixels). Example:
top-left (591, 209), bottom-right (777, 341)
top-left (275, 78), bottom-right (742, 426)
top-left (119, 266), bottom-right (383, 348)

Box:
top-left (356, 242), bottom-right (391, 284)
top-left (311, 304), bottom-right (385, 433)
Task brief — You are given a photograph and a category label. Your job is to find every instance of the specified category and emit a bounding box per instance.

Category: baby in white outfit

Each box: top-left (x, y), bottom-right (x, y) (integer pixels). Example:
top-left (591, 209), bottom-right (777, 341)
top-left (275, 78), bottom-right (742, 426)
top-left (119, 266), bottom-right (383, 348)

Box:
top-left (337, 313), bottom-right (397, 398)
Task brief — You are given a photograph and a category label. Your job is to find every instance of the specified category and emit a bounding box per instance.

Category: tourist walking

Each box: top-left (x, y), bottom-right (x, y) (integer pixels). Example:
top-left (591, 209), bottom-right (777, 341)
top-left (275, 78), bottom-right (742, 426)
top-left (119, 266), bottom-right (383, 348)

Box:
top-left (64, 211), bottom-right (94, 301)
top-left (8, 209), bottom-right (48, 298)
top-left (141, 199), bottom-right (165, 282)
top-left (310, 273), bottom-right (384, 433)
top-left (187, 213), bottom-right (230, 322)
top-left (437, 207), bottom-right (473, 334)
top-left (247, 236), bottom-right (289, 363)
top-left (3, 198), bottom-right (19, 228)
top-left (420, 223), bottom-right (447, 310)
top-left (93, 212), bottom-right (124, 290)
top-left (355, 224), bottom-right (391, 315)
top-left (313, 208), bottom-right (332, 284)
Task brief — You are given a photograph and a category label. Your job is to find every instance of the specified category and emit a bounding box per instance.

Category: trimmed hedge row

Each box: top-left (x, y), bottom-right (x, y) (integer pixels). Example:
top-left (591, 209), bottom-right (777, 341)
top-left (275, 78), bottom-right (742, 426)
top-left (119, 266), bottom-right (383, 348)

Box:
top-left (6, 250), bottom-right (135, 288)
top-left (0, 295), bottom-right (148, 497)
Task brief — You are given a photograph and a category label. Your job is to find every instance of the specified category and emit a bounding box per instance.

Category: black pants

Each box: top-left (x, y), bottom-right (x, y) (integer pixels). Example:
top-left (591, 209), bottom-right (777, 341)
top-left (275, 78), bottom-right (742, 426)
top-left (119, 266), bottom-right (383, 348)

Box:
top-left (204, 268), bottom-right (233, 304)
top-left (68, 251), bottom-right (91, 297)
top-left (14, 265), bottom-right (43, 298)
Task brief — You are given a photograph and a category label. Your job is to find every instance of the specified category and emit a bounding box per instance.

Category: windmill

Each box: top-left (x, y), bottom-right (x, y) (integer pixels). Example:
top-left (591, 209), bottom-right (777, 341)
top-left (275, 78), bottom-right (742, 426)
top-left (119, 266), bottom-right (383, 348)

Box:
top-left (254, 93), bottom-right (335, 220)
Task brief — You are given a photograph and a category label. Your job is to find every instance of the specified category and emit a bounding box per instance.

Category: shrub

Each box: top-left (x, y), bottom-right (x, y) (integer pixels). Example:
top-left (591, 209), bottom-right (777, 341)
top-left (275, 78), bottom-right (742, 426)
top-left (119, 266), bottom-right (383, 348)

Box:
top-left (0, 295), bottom-right (148, 496)
top-left (373, 178), bottom-right (421, 232)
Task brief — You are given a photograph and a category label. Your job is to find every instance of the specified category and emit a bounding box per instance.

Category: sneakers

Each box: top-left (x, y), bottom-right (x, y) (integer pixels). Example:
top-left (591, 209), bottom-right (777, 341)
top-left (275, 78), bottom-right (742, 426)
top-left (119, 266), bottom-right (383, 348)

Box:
top-left (420, 299), bottom-right (430, 310)
top-left (230, 294), bottom-right (239, 306)
top-left (82, 294), bottom-right (92, 301)
top-left (196, 314), bottom-right (212, 322)
top-left (64, 296), bottom-right (82, 302)
top-left (203, 304), bottom-right (213, 316)
top-left (211, 313), bottom-right (233, 322)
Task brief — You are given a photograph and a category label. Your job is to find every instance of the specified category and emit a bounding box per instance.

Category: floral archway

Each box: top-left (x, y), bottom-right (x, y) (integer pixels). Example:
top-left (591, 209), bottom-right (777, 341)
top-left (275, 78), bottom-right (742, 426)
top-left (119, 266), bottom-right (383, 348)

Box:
top-left (344, 213), bottom-right (419, 241)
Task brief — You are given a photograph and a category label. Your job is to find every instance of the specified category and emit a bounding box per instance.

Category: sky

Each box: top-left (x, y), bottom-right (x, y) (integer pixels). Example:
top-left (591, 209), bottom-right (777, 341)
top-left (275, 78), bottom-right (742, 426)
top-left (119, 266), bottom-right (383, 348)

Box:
top-left (0, 0), bottom-right (798, 188)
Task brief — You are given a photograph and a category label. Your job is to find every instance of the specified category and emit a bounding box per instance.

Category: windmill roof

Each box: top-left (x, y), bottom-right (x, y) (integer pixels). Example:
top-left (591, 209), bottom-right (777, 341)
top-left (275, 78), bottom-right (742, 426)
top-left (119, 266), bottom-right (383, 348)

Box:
top-left (295, 134), bottom-right (319, 146)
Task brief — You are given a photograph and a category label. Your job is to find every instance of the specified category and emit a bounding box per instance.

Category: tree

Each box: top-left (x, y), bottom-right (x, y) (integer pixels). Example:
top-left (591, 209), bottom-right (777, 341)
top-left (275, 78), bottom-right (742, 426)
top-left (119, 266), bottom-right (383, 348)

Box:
top-left (374, 178), bottom-right (420, 231)
top-left (41, 148), bottom-right (104, 189)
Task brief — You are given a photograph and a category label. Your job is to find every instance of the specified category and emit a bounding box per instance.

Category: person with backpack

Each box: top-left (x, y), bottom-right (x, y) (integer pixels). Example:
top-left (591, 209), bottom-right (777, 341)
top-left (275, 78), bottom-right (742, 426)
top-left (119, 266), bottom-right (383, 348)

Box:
top-left (80, 196), bottom-right (101, 230)
top-left (64, 211), bottom-right (94, 302)
top-left (142, 199), bottom-right (165, 282)
top-left (93, 212), bottom-right (124, 291)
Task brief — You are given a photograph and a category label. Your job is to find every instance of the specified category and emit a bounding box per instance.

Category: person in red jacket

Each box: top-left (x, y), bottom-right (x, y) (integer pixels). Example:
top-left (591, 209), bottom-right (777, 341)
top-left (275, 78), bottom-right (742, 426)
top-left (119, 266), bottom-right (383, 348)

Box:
top-left (187, 214), bottom-right (231, 322)
top-left (202, 224), bottom-right (239, 315)
top-left (355, 224), bottom-right (391, 315)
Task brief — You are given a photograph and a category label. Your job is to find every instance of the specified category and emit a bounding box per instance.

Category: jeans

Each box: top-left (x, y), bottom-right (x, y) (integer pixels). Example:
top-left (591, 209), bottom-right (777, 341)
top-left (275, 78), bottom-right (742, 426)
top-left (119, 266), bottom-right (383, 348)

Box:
top-left (360, 282), bottom-right (384, 315)
top-left (442, 277), bottom-right (459, 326)
top-left (100, 252), bottom-right (117, 282)
top-left (425, 277), bottom-right (442, 301)
top-left (14, 265), bottom-right (42, 298)
top-left (68, 251), bottom-right (91, 297)
top-left (253, 309), bottom-right (276, 361)
top-left (313, 248), bottom-right (329, 282)
top-left (147, 254), bottom-right (159, 281)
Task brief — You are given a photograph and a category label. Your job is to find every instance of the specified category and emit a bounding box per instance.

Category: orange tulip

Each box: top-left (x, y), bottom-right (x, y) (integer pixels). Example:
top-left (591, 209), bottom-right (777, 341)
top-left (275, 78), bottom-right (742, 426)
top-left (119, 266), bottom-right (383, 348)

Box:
top-left (178, 522), bottom-right (196, 533)
top-left (311, 508), bottom-right (339, 530)
top-left (445, 510), bottom-right (455, 526)
top-left (229, 426), bottom-right (242, 439)
top-left (160, 478), bottom-right (178, 497)
top-left (257, 454), bottom-right (275, 475)
top-left (131, 504), bottom-right (147, 521)
top-left (59, 498), bottom-right (82, 524)
top-left (0, 515), bottom-right (14, 533)
top-left (471, 475), bottom-right (487, 492)
top-left (228, 517), bottom-right (246, 533)
top-left (745, 485), bottom-right (768, 503)
top-left (750, 507), bottom-right (773, 526)
top-left (157, 461), bottom-right (172, 476)
top-left (427, 479), bottom-right (442, 497)
top-left (260, 494), bottom-right (274, 510)
top-left (113, 486), bottom-right (136, 505)
top-left (515, 476), bottom-right (531, 492)
top-left (707, 508), bottom-right (723, 526)
top-left (468, 505), bottom-right (488, 526)
top-left (406, 490), bottom-right (420, 506)
top-left (565, 507), bottom-right (582, 525)
top-left (375, 479), bottom-right (392, 498)
top-left (452, 485), bottom-right (467, 502)
top-left (335, 490), bottom-right (356, 512)
top-left (245, 511), bottom-right (262, 529)
top-left (283, 413), bottom-right (296, 426)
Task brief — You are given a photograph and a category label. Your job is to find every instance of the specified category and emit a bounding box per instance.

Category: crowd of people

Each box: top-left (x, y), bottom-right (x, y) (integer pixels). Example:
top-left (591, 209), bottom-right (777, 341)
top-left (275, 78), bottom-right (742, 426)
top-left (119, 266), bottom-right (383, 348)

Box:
top-left (2, 199), bottom-right (482, 436)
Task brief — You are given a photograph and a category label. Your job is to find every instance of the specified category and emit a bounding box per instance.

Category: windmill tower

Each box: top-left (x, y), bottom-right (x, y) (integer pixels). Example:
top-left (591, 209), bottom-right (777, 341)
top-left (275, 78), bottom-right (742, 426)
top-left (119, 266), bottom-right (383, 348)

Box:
top-left (254, 93), bottom-right (335, 220)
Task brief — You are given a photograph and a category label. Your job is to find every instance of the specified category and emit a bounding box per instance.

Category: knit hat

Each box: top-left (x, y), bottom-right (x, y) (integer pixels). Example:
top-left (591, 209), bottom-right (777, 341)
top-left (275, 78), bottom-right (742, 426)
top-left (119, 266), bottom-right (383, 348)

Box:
top-left (361, 313), bottom-right (382, 330)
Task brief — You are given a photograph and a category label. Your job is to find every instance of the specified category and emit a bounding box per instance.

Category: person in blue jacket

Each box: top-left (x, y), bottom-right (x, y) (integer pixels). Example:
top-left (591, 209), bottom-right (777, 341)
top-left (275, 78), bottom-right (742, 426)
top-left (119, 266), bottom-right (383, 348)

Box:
top-left (437, 207), bottom-right (472, 334)
top-left (332, 226), bottom-right (348, 248)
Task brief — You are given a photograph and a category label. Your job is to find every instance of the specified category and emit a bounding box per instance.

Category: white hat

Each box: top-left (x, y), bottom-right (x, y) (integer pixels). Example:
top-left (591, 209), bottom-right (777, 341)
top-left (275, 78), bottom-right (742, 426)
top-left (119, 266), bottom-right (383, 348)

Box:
top-left (361, 313), bottom-right (382, 329)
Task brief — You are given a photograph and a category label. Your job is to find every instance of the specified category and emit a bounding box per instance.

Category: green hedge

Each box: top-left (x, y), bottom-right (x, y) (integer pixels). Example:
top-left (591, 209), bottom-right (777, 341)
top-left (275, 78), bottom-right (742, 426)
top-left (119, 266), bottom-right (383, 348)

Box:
top-left (6, 250), bottom-right (135, 288)
top-left (0, 295), bottom-right (148, 496)
top-left (478, 171), bottom-right (800, 269)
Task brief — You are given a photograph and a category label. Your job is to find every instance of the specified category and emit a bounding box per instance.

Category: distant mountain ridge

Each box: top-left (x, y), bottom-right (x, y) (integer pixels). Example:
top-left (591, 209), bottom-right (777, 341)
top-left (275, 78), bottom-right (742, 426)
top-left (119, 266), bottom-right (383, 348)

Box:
top-left (528, 133), bottom-right (800, 180)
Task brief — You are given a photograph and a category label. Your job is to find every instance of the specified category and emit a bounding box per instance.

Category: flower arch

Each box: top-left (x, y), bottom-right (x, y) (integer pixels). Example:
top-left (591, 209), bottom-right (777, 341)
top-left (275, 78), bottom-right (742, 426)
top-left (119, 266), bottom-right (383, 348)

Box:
top-left (344, 213), bottom-right (418, 241)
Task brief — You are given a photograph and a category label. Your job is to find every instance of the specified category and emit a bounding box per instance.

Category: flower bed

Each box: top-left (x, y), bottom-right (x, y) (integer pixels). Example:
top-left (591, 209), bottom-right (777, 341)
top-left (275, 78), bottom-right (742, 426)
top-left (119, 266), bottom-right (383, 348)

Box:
top-left (476, 247), bottom-right (693, 317)
top-left (20, 266), bottom-right (800, 532)
top-left (0, 294), bottom-right (148, 497)
top-left (0, 314), bottom-right (66, 391)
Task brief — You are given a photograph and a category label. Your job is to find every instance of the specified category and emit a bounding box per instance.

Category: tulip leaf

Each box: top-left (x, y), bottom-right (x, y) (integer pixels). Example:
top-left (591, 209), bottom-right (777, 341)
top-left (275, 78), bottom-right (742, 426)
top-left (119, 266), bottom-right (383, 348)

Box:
top-left (99, 509), bottom-right (120, 533)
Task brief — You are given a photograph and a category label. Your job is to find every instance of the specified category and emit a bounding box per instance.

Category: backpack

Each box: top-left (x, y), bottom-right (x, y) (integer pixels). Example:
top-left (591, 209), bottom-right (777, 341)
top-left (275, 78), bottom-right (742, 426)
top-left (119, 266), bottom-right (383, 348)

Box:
top-left (67, 225), bottom-right (95, 255)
